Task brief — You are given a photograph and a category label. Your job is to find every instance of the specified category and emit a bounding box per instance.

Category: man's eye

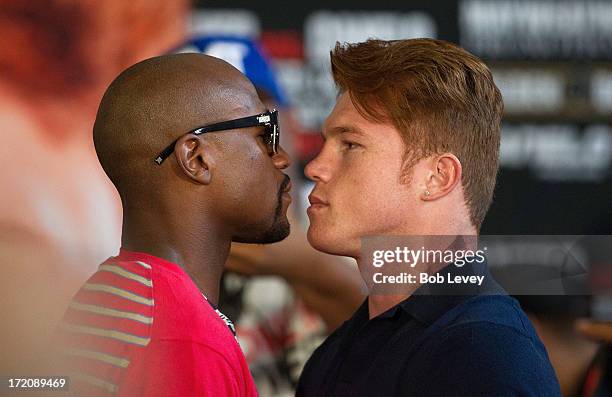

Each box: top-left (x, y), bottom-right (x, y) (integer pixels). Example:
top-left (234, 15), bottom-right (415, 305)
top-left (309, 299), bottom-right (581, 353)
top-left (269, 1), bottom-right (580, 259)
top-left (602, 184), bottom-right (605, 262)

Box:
top-left (342, 141), bottom-right (359, 150)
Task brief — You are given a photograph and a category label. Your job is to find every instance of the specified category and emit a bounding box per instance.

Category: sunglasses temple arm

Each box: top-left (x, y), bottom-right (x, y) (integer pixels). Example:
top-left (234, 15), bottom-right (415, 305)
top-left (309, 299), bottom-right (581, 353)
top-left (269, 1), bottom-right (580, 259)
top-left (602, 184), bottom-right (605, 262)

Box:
top-left (154, 111), bottom-right (277, 164)
top-left (198, 116), bottom-right (266, 133)
top-left (154, 140), bottom-right (178, 165)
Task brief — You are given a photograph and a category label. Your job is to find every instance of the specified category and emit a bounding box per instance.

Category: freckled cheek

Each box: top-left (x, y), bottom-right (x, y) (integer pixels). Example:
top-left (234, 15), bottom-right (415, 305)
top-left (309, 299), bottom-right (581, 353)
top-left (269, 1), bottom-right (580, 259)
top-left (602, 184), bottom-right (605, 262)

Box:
top-left (335, 171), bottom-right (401, 223)
top-left (326, 174), bottom-right (367, 222)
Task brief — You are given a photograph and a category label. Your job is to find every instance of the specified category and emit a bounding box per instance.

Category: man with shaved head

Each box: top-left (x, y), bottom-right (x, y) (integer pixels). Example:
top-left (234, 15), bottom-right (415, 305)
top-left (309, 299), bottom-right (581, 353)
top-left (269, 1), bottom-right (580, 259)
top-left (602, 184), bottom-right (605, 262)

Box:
top-left (57, 53), bottom-right (291, 396)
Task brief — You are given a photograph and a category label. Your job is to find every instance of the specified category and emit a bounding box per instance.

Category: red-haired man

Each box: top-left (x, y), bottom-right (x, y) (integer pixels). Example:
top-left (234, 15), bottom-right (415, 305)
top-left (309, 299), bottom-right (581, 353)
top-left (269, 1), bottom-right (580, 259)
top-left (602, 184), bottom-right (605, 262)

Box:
top-left (297, 39), bottom-right (561, 397)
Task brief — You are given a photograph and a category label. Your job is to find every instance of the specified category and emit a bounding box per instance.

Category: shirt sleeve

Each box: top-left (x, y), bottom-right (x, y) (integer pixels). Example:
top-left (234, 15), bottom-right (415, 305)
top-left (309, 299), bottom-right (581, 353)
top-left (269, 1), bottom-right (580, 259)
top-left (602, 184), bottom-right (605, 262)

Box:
top-left (401, 322), bottom-right (561, 397)
top-left (117, 339), bottom-right (253, 397)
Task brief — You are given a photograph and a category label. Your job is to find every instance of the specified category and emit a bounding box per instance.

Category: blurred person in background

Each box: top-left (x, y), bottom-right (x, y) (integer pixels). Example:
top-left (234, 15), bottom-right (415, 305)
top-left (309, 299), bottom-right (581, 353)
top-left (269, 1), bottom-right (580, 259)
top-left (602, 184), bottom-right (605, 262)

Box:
top-left (0, 0), bottom-right (188, 375)
top-left (296, 38), bottom-right (560, 396)
top-left (517, 295), bottom-right (611, 397)
top-left (577, 316), bottom-right (612, 397)
top-left (175, 35), bottom-right (365, 396)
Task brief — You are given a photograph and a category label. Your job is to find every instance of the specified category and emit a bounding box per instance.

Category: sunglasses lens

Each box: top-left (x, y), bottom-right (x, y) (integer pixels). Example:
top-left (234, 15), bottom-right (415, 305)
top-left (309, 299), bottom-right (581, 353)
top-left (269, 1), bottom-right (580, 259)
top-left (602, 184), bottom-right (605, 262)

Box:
top-left (262, 125), bottom-right (274, 155)
top-left (259, 110), bottom-right (279, 155)
top-left (272, 124), bottom-right (279, 154)
top-left (271, 111), bottom-right (280, 154)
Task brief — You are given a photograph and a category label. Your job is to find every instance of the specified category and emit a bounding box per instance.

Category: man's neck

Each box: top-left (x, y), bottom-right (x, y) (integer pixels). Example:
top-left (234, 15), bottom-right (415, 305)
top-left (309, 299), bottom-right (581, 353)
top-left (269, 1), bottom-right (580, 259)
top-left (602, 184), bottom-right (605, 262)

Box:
top-left (356, 223), bottom-right (478, 320)
top-left (121, 215), bottom-right (230, 306)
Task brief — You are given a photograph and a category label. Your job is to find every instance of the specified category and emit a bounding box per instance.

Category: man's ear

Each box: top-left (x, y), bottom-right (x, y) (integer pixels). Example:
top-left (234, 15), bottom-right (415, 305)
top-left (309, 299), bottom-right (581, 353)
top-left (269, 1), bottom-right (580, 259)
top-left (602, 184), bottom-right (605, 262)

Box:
top-left (174, 135), bottom-right (214, 185)
top-left (422, 153), bottom-right (462, 201)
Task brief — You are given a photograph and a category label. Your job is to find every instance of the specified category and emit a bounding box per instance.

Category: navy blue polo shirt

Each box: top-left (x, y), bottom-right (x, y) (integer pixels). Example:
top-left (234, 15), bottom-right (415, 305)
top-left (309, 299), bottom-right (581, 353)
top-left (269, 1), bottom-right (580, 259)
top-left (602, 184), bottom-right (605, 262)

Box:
top-left (296, 261), bottom-right (561, 396)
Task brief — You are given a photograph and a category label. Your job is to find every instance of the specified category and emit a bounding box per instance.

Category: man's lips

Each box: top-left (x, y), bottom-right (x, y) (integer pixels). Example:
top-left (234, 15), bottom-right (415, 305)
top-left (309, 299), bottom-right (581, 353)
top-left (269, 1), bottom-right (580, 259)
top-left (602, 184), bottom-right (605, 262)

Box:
top-left (280, 177), bottom-right (292, 203)
top-left (282, 180), bottom-right (292, 194)
top-left (308, 194), bottom-right (328, 211)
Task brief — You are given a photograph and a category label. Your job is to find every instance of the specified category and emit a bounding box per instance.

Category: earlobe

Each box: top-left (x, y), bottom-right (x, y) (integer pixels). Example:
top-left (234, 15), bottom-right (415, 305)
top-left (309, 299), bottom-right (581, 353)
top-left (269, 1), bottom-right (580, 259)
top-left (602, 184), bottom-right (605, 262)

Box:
top-left (422, 154), bottom-right (462, 200)
top-left (174, 135), bottom-right (214, 185)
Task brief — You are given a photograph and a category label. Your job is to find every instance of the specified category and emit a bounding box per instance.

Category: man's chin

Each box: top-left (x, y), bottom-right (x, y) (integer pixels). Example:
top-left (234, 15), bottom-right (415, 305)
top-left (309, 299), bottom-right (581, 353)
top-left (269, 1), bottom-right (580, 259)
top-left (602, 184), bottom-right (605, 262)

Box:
top-left (233, 218), bottom-right (290, 245)
top-left (307, 228), bottom-right (359, 258)
top-left (262, 221), bottom-right (290, 244)
top-left (306, 228), bottom-right (335, 254)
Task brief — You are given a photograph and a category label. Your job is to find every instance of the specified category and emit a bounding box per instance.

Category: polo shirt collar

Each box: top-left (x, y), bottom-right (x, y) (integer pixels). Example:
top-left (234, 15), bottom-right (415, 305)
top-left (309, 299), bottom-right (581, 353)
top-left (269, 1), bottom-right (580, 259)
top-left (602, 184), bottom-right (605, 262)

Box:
top-left (374, 258), bottom-right (503, 324)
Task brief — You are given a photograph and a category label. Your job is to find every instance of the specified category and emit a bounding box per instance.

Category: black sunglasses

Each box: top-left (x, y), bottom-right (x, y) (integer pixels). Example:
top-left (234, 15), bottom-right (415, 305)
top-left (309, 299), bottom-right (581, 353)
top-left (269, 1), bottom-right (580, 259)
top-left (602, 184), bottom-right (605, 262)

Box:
top-left (154, 109), bottom-right (280, 165)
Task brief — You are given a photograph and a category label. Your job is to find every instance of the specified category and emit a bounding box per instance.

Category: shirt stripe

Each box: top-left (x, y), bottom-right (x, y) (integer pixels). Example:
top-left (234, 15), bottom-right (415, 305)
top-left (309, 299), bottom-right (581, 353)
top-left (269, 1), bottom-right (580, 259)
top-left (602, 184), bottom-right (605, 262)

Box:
top-left (82, 283), bottom-right (154, 306)
top-left (98, 264), bottom-right (153, 287)
top-left (68, 302), bottom-right (153, 324)
top-left (134, 261), bottom-right (152, 270)
top-left (64, 347), bottom-right (130, 368)
top-left (59, 323), bottom-right (151, 346)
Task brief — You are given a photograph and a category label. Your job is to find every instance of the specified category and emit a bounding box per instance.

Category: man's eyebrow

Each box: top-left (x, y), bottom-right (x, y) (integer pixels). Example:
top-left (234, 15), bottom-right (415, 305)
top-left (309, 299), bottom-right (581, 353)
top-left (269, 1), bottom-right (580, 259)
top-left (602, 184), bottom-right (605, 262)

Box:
top-left (321, 125), bottom-right (367, 139)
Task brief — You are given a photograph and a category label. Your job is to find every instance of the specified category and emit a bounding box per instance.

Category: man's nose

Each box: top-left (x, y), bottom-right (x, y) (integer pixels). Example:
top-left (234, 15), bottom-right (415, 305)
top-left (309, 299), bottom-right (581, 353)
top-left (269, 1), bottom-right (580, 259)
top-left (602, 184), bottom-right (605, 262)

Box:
top-left (272, 145), bottom-right (291, 170)
top-left (304, 151), bottom-right (329, 183)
